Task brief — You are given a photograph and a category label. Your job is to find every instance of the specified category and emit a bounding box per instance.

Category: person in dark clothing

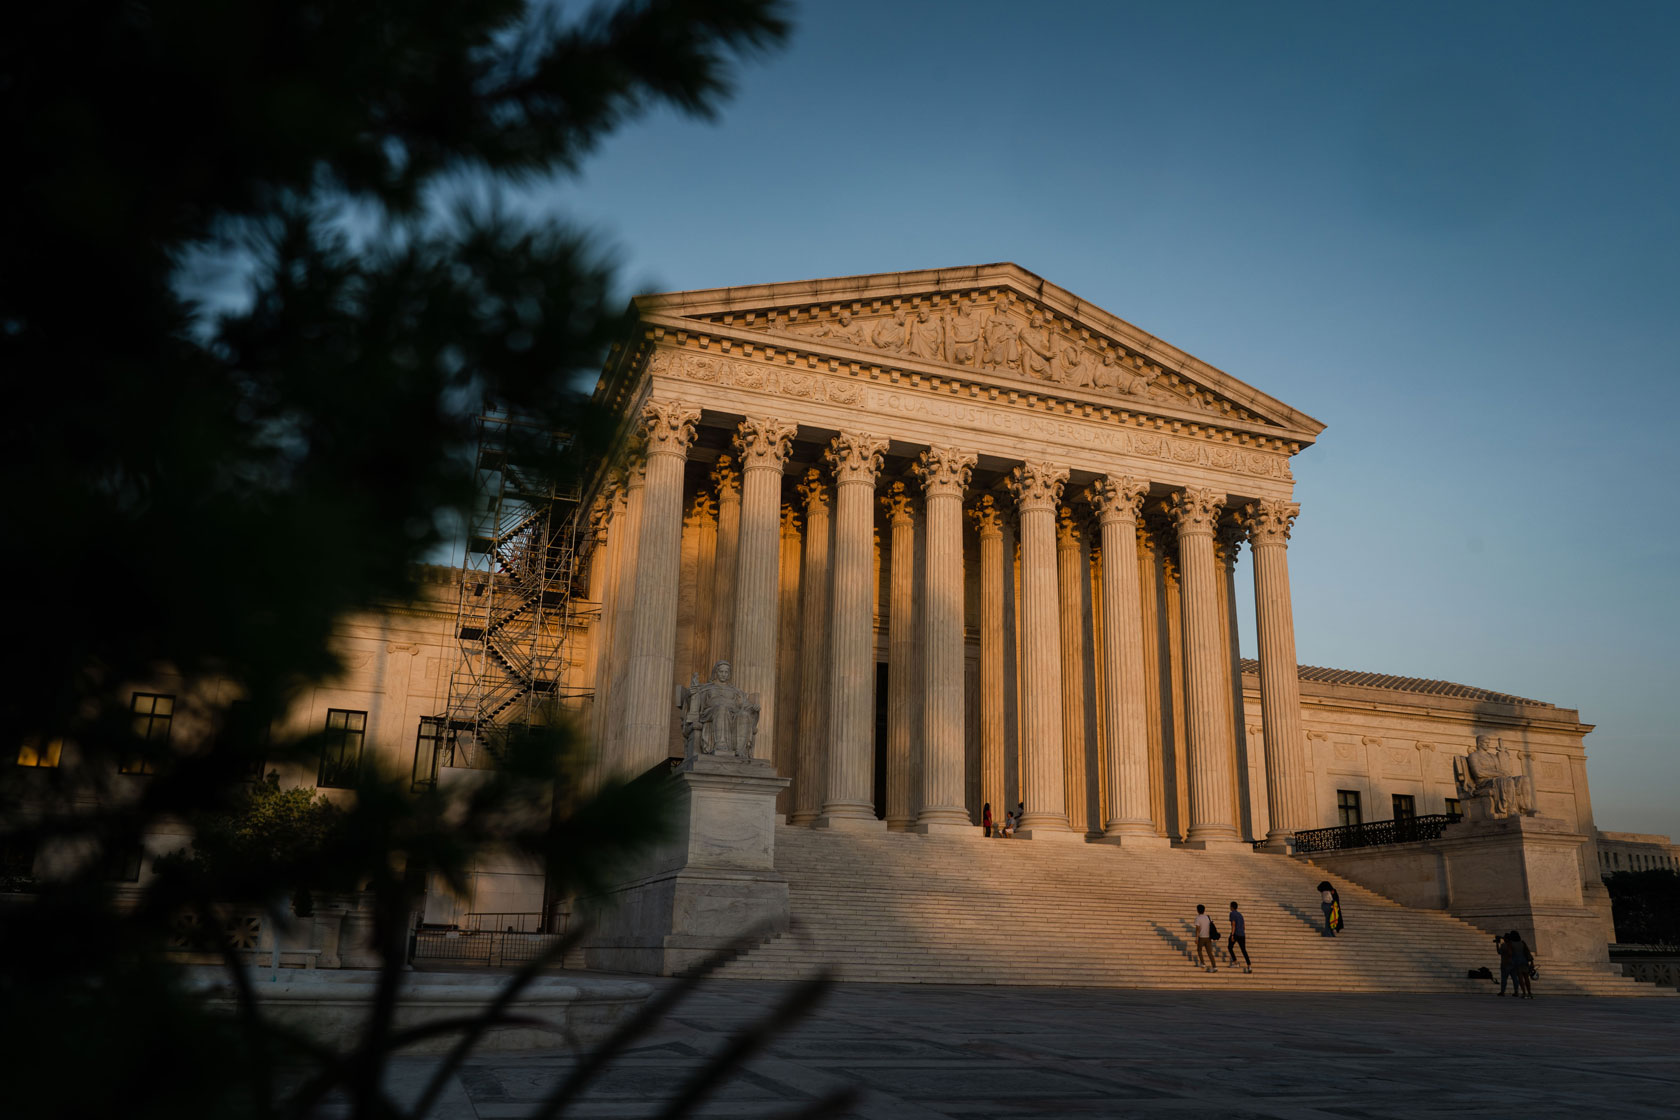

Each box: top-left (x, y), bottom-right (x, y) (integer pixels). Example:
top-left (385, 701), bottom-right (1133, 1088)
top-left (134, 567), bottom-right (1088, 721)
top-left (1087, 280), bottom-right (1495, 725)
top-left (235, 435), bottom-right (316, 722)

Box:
top-left (1317, 880), bottom-right (1337, 937)
top-left (1495, 932), bottom-right (1518, 995)
top-left (1227, 901), bottom-right (1251, 972)
top-left (1508, 931), bottom-right (1536, 998)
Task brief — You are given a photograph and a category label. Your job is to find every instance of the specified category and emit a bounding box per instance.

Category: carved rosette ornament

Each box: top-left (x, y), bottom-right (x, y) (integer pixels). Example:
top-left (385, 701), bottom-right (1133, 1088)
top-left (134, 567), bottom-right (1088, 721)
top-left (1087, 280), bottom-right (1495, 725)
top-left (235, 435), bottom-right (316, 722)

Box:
top-left (968, 493), bottom-right (1006, 538)
top-left (913, 446), bottom-right (976, 498)
top-left (796, 467), bottom-right (830, 515)
top-left (1006, 462), bottom-right (1068, 513)
top-left (1086, 476), bottom-right (1149, 526)
top-left (1241, 499), bottom-right (1301, 548)
top-left (826, 432), bottom-right (889, 485)
top-left (880, 481), bottom-right (916, 525)
top-left (1167, 487), bottom-right (1225, 538)
top-left (733, 417), bottom-right (798, 469)
top-left (640, 399), bottom-right (701, 457)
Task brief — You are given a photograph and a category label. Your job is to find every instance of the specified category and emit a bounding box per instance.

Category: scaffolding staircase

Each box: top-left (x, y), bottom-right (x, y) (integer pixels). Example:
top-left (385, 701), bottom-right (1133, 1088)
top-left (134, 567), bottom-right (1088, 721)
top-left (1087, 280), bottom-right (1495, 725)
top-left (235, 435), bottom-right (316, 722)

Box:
top-left (417, 410), bottom-right (591, 784)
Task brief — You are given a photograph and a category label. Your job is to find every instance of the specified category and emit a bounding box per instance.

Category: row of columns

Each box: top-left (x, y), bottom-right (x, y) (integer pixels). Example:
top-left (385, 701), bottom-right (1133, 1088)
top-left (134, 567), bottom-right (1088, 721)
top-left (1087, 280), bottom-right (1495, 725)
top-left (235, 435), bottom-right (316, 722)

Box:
top-left (594, 397), bottom-right (1311, 845)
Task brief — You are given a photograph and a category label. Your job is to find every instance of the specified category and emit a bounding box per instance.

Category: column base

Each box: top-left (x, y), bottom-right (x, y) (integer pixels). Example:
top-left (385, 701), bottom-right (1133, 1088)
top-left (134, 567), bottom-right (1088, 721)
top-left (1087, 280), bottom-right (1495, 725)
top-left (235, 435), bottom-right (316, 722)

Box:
top-left (812, 813), bottom-right (887, 832)
top-left (1255, 832), bottom-right (1295, 854)
top-left (885, 818), bottom-right (916, 832)
top-left (785, 811), bottom-right (818, 827)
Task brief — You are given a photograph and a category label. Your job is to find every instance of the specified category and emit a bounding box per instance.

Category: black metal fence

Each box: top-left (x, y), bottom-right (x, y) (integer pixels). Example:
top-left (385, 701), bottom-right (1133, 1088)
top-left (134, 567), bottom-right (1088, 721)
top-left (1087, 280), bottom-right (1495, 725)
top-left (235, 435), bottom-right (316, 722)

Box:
top-left (1293, 813), bottom-right (1460, 854)
top-left (411, 928), bottom-right (568, 968)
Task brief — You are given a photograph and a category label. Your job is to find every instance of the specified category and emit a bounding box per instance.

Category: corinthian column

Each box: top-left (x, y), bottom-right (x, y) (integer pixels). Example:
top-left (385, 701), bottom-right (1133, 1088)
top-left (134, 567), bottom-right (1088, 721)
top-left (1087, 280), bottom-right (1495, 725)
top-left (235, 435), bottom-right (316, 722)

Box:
top-left (620, 400), bottom-right (700, 775)
top-left (815, 432), bottom-right (890, 829)
top-left (1169, 488), bottom-right (1243, 847)
top-left (1087, 476), bottom-right (1166, 845)
top-left (1007, 462), bottom-right (1077, 839)
top-left (790, 469), bottom-right (832, 825)
top-left (969, 495), bottom-right (1007, 823)
top-left (915, 447), bottom-right (977, 833)
top-left (709, 455), bottom-right (741, 667)
top-left (1055, 506), bottom-right (1093, 833)
top-left (730, 417), bottom-right (798, 765)
top-left (604, 458), bottom-right (645, 769)
top-left (882, 480), bottom-right (919, 830)
top-left (1243, 499), bottom-right (1310, 847)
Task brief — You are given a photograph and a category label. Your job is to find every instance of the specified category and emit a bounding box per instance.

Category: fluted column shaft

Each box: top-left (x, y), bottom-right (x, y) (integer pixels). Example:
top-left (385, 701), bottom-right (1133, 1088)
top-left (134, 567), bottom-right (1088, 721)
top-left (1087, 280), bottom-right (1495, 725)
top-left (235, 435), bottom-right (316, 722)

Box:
top-left (971, 496), bottom-right (1007, 821)
top-left (1009, 462), bottom-right (1073, 837)
top-left (916, 448), bottom-right (976, 831)
top-left (790, 471), bottom-right (832, 824)
top-left (1055, 508), bottom-right (1092, 833)
top-left (1170, 488), bottom-right (1241, 845)
top-left (816, 433), bottom-right (889, 828)
top-left (730, 418), bottom-right (797, 764)
top-left (604, 462), bottom-right (645, 769)
top-left (1136, 523), bottom-right (1168, 837)
top-left (621, 401), bottom-right (700, 774)
top-left (709, 456), bottom-right (741, 668)
top-left (1088, 477), bottom-right (1162, 842)
top-left (687, 491), bottom-right (718, 676)
top-left (1245, 500), bottom-right (1310, 843)
top-left (883, 482), bottom-right (918, 829)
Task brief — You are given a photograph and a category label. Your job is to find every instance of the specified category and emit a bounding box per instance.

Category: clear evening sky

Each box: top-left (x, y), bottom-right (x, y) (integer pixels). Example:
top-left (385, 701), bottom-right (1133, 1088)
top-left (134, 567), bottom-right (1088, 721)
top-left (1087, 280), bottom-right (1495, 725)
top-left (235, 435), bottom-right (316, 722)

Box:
top-left (542, 1), bottom-right (1680, 837)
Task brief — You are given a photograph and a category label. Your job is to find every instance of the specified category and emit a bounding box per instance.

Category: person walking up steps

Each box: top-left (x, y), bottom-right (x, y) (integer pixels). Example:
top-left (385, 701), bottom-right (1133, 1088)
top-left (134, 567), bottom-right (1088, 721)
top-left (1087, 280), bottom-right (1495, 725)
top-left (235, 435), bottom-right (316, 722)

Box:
top-left (1193, 904), bottom-right (1219, 972)
top-left (1317, 880), bottom-right (1337, 937)
top-left (1227, 901), bottom-right (1251, 972)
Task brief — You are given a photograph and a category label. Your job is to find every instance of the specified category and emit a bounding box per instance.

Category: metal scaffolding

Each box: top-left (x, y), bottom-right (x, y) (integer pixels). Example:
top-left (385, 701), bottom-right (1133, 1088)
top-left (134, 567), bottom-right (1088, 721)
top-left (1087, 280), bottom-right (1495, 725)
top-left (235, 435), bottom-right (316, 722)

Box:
top-left (416, 409), bottom-right (589, 784)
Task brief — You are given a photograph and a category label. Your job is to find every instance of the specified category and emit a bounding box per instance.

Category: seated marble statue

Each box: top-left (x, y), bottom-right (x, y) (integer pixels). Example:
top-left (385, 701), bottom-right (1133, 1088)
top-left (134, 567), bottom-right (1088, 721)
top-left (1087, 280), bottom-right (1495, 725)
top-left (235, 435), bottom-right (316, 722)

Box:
top-left (676, 660), bottom-right (761, 761)
top-left (1453, 735), bottom-right (1537, 819)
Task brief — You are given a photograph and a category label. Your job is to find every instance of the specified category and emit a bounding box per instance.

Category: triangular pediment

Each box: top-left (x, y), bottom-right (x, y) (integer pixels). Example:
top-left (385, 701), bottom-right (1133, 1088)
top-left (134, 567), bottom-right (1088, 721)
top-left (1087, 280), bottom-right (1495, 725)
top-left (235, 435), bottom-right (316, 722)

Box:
top-left (633, 264), bottom-right (1324, 442)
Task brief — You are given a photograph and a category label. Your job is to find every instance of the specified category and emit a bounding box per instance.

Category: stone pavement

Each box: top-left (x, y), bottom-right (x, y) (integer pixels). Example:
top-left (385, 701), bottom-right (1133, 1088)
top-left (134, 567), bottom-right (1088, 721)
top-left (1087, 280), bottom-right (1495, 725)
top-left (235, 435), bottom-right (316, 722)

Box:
top-left (387, 978), bottom-right (1680, 1119)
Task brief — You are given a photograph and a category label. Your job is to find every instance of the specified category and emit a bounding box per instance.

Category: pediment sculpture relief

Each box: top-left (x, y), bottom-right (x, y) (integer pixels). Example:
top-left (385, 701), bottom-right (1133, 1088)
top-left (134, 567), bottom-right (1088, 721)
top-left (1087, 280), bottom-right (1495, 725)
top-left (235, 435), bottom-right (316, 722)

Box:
top-left (1452, 735), bottom-right (1537, 819)
top-left (716, 298), bottom-right (1246, 418)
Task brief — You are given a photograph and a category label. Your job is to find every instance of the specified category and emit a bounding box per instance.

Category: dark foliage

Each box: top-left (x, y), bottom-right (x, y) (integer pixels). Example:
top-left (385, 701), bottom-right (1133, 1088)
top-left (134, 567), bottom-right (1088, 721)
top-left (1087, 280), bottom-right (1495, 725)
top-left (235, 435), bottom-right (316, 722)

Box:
top-left (1606, 870), bottom-right (1680, 947)
top-left (0, 3), bottom-right (841, 1119)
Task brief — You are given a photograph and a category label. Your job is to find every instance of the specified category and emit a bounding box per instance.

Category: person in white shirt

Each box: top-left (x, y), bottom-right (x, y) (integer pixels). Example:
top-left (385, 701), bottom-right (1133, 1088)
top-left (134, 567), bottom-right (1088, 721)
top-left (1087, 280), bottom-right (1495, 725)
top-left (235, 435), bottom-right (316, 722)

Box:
top-left (1193, 904), bottom-right (1218, 972)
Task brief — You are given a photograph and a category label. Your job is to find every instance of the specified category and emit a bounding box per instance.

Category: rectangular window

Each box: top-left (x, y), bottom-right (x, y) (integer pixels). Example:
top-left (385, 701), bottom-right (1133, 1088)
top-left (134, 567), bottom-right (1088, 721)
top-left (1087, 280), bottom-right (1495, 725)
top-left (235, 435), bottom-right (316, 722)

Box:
top-left (16, 738), bottom-right (63, 768)
top-left (1336, 790), bottom-right (1362, 827)
top-left (103, 842), bottom-right (143, 883)
top-left (1444, 797), bottom-right (1462, 819)
top-left (1392, 794), bottom-right (1416, 820)
top-left (0, 835), bottom-right (36, 882)
top-left (122, 692), bottom-right (174, 774)
top-left (411, 716), bottom-right (454, 791)
top-left (220, 701), bottom-right (270, 782)
top-left (317, 709), bottom-right (367, 789)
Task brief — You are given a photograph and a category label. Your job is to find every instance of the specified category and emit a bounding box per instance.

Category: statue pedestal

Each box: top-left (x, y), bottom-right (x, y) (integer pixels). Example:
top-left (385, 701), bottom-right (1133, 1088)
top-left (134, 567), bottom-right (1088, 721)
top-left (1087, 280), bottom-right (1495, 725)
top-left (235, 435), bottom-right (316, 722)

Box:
top-left (579, 756), bottom-right (791, 976)
top-left (1304, 813), bottom-right (1612, 965)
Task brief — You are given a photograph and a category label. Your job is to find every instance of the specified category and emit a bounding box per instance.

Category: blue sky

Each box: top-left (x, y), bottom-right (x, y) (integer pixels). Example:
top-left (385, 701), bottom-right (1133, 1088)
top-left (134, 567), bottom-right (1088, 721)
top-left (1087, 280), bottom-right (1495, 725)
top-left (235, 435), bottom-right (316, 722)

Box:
top-left (545, 1), bottom-right (1680, 836)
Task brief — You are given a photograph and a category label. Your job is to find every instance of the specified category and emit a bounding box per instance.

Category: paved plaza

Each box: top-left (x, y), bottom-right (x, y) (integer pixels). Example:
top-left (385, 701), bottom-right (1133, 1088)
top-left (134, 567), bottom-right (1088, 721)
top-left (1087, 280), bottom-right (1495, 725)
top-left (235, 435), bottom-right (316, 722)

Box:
top-left (390, 977), bottom-right (1680, 1119)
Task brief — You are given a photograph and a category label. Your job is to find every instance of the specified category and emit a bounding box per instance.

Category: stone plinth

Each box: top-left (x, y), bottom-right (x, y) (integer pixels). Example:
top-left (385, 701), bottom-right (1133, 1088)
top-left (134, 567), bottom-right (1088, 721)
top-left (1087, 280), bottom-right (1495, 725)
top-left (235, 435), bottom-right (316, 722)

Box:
top-left (1304, 814), bottom-right (1611, 965)
top-left (579, 756), bottom-right (791, 975)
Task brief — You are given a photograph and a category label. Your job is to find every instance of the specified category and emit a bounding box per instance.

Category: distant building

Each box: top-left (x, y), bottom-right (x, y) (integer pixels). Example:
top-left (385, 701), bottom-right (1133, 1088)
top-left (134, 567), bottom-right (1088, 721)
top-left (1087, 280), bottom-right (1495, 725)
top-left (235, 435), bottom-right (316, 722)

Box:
top-left (1596, 830), bottom-right (1680, 877)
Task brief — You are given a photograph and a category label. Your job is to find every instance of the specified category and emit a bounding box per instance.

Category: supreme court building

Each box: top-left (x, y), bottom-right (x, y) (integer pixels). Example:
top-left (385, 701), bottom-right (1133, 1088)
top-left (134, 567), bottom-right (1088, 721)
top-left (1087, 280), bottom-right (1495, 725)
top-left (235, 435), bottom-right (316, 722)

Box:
top-left (578, 263), bottom-right (1602, 858)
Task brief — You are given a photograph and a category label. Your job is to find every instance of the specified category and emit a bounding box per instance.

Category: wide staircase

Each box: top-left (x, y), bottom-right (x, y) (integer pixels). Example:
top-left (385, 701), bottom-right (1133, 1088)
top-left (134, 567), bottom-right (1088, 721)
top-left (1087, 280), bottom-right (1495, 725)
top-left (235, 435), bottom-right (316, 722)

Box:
top-left (711, 827), bottom-right (1664, 996)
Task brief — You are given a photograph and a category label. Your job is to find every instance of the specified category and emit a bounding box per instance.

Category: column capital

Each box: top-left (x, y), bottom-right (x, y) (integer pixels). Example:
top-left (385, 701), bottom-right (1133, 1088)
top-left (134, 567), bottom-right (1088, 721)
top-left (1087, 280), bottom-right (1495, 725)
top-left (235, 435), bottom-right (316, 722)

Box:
top-left (880, 480), bottom-right (916, 526)
top-left (914, 446), bottom-right (977, 498)
top-left (1241, 499), bottom-right (1301, 547)
top-left (1215, 519), bottom-right (1245, 569)
top-left (640, 398), bottom-right (701, 458)
top-left (1167, 487), bottom-right (1224, 538)
top-left (796, 467), bottom-right (831, 515)
top-left (968, 493), bottom-right (1007, 538)
top-left (710, 453), bottom-right (741, 500)
top-left (1055, 505), bottom-right (1088, 550)
top-left (1006, 461), bottom-right (1068, 513)
top-left (1086, 476), bottom-right (1150, 525)
top-left (685, 489), bottom-right (718, 527)
top-left (780, 502), bottom-right (802, 539)
top-left (826, 432), bottom-right (889, 485)
top-left (734, 417), bottom-right (798, 470)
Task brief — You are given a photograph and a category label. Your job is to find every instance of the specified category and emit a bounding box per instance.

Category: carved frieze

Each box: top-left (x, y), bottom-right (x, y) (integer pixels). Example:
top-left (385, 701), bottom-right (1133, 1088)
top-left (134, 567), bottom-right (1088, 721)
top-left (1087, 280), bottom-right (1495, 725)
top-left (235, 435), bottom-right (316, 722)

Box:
top-left (726, 295), bottom-right (1239, 419)
top-left (648, 350), bottom-right (1293, 481)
